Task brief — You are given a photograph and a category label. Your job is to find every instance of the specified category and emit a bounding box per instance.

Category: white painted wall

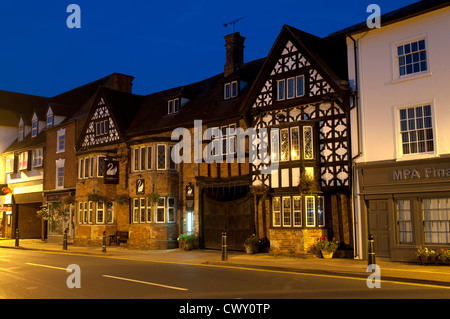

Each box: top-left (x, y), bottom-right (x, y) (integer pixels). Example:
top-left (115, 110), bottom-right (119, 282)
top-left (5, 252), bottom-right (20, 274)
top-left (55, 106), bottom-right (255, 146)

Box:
top-left (348, 6), bottom-right (450, 164)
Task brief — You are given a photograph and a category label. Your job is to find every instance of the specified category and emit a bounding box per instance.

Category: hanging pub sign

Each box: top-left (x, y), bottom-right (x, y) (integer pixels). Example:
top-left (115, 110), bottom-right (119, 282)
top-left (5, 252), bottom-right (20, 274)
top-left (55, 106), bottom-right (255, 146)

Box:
top-left (136, 179), bottom-right (145, 195)
top-left (186, 184), bottom-right (194, 211)
top-left (104, 159), bottom-right (120, 184)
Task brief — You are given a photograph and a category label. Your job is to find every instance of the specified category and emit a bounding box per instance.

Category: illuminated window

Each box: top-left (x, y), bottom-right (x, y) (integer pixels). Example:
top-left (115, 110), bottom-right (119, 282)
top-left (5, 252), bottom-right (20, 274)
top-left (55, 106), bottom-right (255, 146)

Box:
top-left (273, 197), bottom-right (281, 227)
top-left (306, 196), bottom-right (315, 227)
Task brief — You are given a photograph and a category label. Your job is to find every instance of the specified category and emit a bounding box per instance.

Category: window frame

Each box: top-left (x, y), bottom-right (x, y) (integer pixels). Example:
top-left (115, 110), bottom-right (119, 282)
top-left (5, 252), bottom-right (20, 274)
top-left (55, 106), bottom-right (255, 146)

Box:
top-left (56, 128), bottom-right (66, 153)
top-left (396, 103), bottom-right (435, 159)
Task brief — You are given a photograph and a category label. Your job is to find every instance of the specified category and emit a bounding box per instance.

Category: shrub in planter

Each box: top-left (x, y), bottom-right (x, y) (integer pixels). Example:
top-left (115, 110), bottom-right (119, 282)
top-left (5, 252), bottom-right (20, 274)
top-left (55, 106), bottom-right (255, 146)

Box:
top-left (178, 234), bottom-right (199, 250)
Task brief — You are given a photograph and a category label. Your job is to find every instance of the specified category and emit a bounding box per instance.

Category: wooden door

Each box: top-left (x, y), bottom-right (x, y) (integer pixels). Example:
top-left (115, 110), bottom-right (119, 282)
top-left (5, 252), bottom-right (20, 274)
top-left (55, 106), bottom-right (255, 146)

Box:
top-left (202, 192), bottom-right (253, 250)
top-left (367, 200), bottom-right (391, 258)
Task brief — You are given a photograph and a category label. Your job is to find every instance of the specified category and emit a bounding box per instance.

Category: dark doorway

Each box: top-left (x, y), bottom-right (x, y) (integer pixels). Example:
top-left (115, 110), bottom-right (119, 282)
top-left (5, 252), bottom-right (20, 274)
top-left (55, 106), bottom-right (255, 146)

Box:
top-left (202, 186), bottom-right (253, 250)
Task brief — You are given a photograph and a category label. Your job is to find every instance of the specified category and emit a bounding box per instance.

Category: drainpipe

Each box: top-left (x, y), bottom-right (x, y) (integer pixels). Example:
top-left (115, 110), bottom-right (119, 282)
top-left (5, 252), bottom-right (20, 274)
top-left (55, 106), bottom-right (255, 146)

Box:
top-left (348, 33), bottom-right (363, 260)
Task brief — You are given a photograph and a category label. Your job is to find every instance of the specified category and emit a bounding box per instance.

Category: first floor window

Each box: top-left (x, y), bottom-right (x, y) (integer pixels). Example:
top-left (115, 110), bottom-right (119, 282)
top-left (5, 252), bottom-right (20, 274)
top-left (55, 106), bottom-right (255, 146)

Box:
top-left (56, 166), bottom-right (64, 189)
top-left (317, 196), bottom-right (325, 227)
top-left (423, 198), bottom-right (450, 244)
top-left (273, 197), bottom-right (281, 227)
top-left (33, 148), bottom-right (43, 168)
top-left (399, 105), bottom-right (433, 155)
top-left (157, 144), bottom-right (166, 170)
top-left (5, 154), bottom-right (15, 173)
top-left (18, 152), bottom-right (29, 171)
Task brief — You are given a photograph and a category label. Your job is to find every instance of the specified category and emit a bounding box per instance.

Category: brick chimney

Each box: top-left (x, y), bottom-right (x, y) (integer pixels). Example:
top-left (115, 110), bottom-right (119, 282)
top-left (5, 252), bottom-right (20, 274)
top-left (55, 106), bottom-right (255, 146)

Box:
top-left (106, 73), bottom-right (135, 93)
top-left (224, 32), bottom-right (245, 77)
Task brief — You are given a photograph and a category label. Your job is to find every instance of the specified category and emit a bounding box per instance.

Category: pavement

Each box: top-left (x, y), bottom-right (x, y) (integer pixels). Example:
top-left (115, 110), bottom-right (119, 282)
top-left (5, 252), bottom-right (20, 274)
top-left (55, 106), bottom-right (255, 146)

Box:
top-left (1, 238), bottom-right (449, 289)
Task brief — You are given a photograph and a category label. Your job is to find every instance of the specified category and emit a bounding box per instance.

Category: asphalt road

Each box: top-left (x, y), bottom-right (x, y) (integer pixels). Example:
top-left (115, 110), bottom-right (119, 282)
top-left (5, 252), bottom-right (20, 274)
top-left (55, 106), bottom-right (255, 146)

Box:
top-left (0, 247), bottom-right (449, 301)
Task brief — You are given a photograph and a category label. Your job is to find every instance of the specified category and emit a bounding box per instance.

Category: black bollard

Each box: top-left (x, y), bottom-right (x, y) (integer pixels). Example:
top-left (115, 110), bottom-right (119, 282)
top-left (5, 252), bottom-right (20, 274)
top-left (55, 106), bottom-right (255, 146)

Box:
top-left (15, 228), bottom-right (19, 247)
top-left (102, 231), bottom-right (107, 253)
top-left (368, 234), bottom-right (376, 265)
top-left (221, 232), bottom-right (228, 261)
top-left (63, 228), bottom-right (68, 250)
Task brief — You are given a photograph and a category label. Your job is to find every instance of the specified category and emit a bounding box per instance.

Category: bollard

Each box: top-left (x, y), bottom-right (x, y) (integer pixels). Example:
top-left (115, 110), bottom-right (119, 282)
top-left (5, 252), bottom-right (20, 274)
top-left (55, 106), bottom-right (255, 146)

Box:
top-left (63, 228), bottom-right (68, 250)
top-left (221, 232), bottom-right (228, 261)
top-left (368, 234), bottom-right (376, 265)
top-left (102, 231), bottom-right (107, 253)
top-left (15, 228), bottom-right (19, 247)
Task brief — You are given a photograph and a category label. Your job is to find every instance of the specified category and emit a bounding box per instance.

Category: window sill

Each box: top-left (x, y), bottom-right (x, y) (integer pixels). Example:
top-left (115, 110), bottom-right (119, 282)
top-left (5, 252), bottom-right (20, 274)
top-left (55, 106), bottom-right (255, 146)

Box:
top-left (396, 152), bottom-right (437, 162)
top-left (392, 71), bottom-right (432, 84)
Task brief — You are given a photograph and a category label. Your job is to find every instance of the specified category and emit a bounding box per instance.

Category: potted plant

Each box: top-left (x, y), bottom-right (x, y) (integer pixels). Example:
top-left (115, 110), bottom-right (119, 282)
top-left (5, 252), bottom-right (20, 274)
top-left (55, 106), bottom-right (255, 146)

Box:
top-left (243, 234), bottom-right (259, 254)
top-left (177, 233), bottom-right (198, 250)
top-left (315, 237), bottom-right (338, 258)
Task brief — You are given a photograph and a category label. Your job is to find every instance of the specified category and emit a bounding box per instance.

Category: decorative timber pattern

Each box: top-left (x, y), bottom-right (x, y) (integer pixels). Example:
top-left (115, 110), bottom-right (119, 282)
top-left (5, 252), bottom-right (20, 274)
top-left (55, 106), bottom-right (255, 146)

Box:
top-left (81, 98), bottom-right (120, 148)
top-left (252, 40), bottom-right (334, 109)
top-left (250, 38), bottom-right (349, 189)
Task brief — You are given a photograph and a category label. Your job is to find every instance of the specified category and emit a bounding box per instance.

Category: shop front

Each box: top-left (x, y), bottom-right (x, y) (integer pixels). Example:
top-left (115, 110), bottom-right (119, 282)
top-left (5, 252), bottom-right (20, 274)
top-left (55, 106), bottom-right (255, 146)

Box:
top-left (357, 157), bottom-right (450, 262)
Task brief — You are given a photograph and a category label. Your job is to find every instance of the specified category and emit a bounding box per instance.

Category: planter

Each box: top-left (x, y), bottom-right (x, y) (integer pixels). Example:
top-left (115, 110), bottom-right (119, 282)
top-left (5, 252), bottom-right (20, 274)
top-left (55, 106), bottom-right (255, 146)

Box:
top-left (321, 251), bottom-right (334, 259)
top-left (244, 244), bottom-right (258, 254)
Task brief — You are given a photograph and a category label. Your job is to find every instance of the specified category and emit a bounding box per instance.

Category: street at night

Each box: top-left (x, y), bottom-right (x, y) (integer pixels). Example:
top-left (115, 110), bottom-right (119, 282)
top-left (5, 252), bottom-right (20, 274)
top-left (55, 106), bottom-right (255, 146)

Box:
top-left (0, 247), bottom-right (449, 300)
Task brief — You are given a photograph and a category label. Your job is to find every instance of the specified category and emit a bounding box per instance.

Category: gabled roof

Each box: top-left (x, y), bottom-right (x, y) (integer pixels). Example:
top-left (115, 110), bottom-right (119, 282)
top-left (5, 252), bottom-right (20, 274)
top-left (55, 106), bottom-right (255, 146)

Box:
top-left (329, 0), bottom-right (450, 37)
top-left (241, 25), bottom-right (349, 114)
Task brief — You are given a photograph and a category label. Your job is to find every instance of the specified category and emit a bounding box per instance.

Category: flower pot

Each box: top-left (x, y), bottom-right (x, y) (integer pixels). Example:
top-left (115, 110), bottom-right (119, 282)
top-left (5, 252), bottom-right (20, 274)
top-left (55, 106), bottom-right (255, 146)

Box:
top-left (321, 251), bottom-right (334, 259)
top-left (244, 244), bottom-right (258, 254)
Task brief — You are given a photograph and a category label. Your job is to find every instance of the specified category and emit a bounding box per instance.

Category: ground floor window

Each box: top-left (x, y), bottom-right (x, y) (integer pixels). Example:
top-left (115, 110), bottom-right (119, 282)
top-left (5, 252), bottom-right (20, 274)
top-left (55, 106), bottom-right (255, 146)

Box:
top-left (396, 200), bottom-right (413, 243)
top-left (78, 201), bottom-right (114, 225)
top-left (423, 198), bottom-right (450, 244)
top-left (272, 195), bottom-right (325, 228)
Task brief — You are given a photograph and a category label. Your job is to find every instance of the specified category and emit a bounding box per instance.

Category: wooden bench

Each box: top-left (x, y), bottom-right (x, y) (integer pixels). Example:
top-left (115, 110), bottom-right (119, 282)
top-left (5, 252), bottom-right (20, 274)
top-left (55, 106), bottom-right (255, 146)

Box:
top-left (108, 231), bottom-right (129, 246)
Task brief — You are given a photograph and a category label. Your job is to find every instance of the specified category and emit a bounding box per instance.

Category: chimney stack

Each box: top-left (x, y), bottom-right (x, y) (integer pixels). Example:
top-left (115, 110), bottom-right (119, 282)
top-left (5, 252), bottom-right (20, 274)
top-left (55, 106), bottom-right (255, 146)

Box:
top-left (224, 32), bottom-right (245, 77)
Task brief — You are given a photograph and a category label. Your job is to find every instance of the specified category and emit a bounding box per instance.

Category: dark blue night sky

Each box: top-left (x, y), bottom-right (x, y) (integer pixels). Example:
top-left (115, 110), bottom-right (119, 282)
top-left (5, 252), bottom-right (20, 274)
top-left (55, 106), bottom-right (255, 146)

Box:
top-left (0, 0), bottom-right (417, 97)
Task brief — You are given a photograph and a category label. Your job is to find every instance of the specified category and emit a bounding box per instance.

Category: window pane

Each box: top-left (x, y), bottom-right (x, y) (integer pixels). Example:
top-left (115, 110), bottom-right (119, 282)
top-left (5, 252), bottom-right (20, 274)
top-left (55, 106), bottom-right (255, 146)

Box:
top-left (277, 80), bottom-right (285, 100)
top-left (157, 145), bottom-right (166, 170)
top-left (296, 76), bottom-right (304, 97)
top-left (282, 197), bottom-right (291, 226)
top-left (303, 126), bottom-right (313, 159)
top-left (287, 78), bottom-right (295, 99)
top-left (290, 127), bottom-right (300, 160)
top-left (280, 129), bottom-right (289, 161)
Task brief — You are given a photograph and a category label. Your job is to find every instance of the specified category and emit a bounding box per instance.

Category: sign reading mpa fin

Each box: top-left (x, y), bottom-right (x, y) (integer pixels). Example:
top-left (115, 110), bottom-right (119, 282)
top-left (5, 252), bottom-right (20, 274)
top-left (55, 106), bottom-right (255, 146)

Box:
top-left (393, 167), bottom-right (450, 181)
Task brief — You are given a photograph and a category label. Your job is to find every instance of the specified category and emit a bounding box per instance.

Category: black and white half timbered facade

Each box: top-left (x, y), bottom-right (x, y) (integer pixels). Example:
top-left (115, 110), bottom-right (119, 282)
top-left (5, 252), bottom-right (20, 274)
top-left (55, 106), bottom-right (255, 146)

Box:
top-left (246, 26), bottom-right (353, 255)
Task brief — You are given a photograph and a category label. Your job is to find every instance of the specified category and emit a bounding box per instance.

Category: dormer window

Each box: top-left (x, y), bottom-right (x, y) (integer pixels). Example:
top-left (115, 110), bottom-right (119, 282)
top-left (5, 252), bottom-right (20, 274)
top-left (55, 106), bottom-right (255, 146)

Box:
top-left (47, 114), bottom-right (53, 128)
top-left (224, 81), bottom-right (238, 100)
top-left (32, 119), bottom-right (38, 137)
top-left (168, 98), bottom-right (180, 115)
top-left (18, 123), bottom-right (24, 142)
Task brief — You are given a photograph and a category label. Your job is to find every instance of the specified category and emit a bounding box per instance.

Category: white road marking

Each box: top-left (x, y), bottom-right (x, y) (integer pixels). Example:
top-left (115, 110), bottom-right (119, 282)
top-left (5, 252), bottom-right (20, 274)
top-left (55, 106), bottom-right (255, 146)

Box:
top-left (26, 263), bottom-right (67, 271)
top-left (102, 275), bottom-right (189, 291)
